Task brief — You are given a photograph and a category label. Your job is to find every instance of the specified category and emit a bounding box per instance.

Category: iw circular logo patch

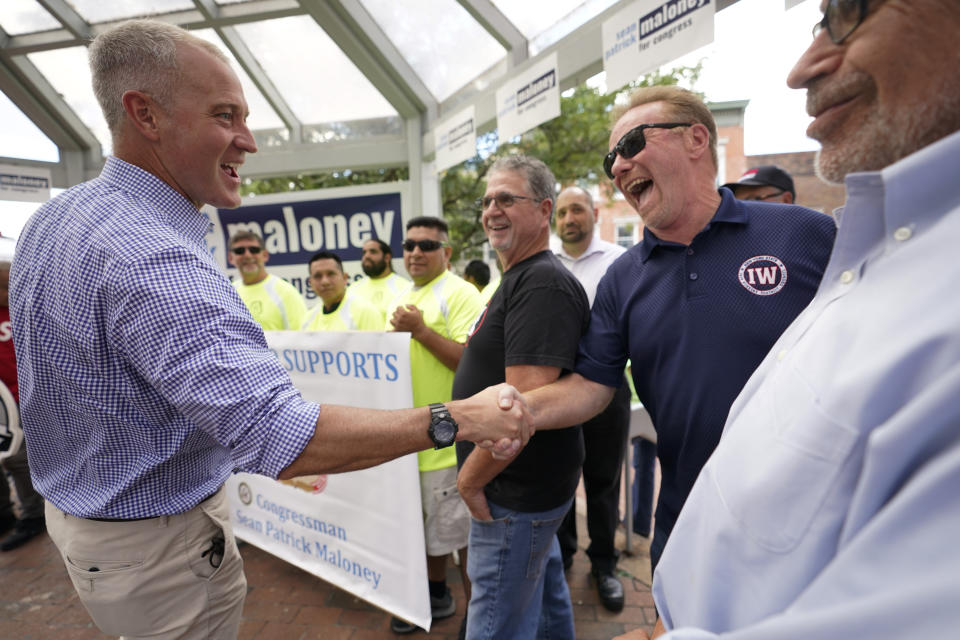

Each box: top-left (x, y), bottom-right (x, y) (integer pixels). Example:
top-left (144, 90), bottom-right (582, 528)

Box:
top-left (738, 255), bottom-right (787, 296)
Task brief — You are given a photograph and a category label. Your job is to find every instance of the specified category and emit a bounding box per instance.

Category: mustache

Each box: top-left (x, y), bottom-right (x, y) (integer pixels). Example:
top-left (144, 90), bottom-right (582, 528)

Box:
top-left (805, 70), bottom-right (873, 118)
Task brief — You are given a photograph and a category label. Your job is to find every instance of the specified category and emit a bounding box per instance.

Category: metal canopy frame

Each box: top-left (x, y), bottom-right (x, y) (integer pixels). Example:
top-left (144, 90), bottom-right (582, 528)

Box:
top-left (0, 0), bottom-right (741, 213)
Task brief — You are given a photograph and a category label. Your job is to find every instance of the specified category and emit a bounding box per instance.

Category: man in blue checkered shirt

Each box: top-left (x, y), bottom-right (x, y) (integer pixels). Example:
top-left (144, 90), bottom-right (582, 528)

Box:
top-left (8, 20), bottom-right (530, 639)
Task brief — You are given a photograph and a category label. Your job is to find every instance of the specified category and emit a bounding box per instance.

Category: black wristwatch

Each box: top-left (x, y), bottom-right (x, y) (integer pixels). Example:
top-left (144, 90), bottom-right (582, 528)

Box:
top-left (427, 403), bottom-right (458, 449)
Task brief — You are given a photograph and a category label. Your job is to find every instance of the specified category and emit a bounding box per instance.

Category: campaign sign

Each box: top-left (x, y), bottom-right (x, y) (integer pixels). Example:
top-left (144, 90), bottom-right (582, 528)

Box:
top-left (0, 163), bottom-right (51, 203)
top-left (434, 105), bottom-right (477, 173)
top-left (603, 0), bottom-right (715, 90)
top-left (496, 52), bottom-right (561, 142)
top-left (225, 330), bottom-right (431, 630)
top-left (204, 182), bottom-right (410, 302)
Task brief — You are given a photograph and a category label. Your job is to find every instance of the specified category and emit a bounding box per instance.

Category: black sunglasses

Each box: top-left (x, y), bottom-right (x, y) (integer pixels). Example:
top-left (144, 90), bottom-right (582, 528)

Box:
top-left (603, 122), bottom-right (692, 179)
top-left (812, 0), bottom-right (870, 44)
top-left (231, 246), bottom-right (262, 255)
top-left (402, 239), bottom-right (446, 252)
top-left (475, 193), bottom-right (542, 211)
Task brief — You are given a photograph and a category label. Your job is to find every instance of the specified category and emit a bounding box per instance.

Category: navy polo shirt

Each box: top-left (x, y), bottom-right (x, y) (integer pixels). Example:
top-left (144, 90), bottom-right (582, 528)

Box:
top-left (576, 187), bottom-right (836, 538)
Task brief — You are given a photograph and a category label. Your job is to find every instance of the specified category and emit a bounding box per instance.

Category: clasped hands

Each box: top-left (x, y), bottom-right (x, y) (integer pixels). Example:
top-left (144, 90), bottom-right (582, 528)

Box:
top-left (448, 383), bottom-right (532, 461)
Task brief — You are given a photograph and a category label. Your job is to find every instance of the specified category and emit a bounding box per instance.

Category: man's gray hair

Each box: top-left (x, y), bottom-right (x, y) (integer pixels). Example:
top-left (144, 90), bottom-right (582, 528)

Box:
top-left (89, 19), bottom-right (228, 137)
top-left (488, 154), bottom-right (557, 210)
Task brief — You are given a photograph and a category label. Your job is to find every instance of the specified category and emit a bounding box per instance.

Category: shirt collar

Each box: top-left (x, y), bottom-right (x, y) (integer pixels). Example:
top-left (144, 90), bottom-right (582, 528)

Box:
top-left (100, 157), bottom-right (211, 244)
top-left (638, 188), bottom-right (748, 262)
top-left (833, 128), bottom-right (960, 268)
top-left (555, 233), bottom-right (606, 263)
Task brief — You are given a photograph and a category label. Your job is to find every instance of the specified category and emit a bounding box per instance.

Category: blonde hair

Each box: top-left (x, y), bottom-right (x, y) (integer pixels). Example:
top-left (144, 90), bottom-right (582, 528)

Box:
top-left (611, 86), bottom-right (718, 169)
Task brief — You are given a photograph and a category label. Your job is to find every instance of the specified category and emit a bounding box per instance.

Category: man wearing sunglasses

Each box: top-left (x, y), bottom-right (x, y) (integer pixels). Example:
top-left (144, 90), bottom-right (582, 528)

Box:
top-left (540, 85), bottom-right (836, 580)
top-left (607, 1), bottom-right (960, 638)
top-left (228, 230), bottom-right (307, 331)
top-left (454, 154), bottom-right (590, 640)
top-left (721, 165), bottom-right (796, 204)
top-left (385, 216), bottom-right (485, 635)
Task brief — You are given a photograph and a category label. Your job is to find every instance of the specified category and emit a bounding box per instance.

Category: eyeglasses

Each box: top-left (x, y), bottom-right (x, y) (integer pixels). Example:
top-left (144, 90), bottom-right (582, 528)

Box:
top-left (743, 190), bottom-right (787, 202)
top-left (812, 0), bottom-right (869, 44)
top-left (603, 122), bottom-right (692, 179)
top-left (231, 246), bottom-right (262, 255)
top-left (475, 193), bottom-right (542, 211)
top-left (402, 239), bottom-right (447, 252)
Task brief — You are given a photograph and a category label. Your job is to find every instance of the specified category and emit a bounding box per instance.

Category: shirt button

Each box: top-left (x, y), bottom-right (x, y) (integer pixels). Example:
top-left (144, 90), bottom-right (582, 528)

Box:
top-left (840, 270), bottom-right (855, 284)
top-left (893, 226), bottom-right (912, 242)
top-left (687, 248), bottom-right (694, 255)
top-left (689, 272), bottom-right (698, 280)
top-left (777, 349), bottom-right (788, 361)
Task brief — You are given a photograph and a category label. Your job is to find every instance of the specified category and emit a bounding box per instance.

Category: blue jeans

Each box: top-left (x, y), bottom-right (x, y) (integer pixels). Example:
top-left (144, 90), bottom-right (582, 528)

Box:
top-left (466, 497), bottom-right (575, 640)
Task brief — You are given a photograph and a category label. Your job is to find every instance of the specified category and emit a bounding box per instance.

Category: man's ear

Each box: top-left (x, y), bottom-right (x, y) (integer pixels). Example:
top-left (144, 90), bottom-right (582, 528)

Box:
top-left (541, 198), bottom-right (554, 225)
top-left (121, 90), bottom-right (163, 142)
top-left (686, 122), bottom-right (712, 161)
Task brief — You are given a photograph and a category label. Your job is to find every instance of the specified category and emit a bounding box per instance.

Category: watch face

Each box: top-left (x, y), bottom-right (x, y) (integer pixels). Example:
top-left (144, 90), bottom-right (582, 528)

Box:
top-left (432, 420), bottom-right (457, 445)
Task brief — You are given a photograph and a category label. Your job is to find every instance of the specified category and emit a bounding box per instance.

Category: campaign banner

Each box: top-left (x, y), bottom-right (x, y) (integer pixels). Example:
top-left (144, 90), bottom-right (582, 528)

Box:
top-left (0, 163), bottom-right (51, 203)
top-left (225, 330), bottom-right (431, 629)
top-left (602, 0), bottom-right (715, 90)
top-left (495, 52), bottom-right (561, 142)
top-left (785, 0), bottom-right (805, 9)
top-left (434, 105), bottom-right (477, 173)
top-left (204, 182), bottom-right (410, 302)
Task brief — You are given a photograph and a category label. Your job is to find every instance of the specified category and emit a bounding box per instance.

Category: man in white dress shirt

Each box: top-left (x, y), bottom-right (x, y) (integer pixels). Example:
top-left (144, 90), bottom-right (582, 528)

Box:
top-left (603, 1), bottom-right (960, 637)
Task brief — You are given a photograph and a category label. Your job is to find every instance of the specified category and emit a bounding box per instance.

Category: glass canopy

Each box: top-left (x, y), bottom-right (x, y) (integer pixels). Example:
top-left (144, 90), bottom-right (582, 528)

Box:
top-left (2, 0), bottom-right (809, 193)
top-left (0, 0), bottom-right (625, 168)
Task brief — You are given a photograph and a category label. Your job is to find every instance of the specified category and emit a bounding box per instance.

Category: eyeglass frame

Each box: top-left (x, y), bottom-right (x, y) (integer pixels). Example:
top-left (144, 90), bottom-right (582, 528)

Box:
top-left (603, 122), bottom-right (693, 179)
top-left (402, 238), bottom-right (448, 253)
top-left (230, 245), bottom-right (263, 255)
top-left (742, 190), bottom-right (787, 202)
top-left (475, 192), bottom-right (543, 212)
top-left (812, 0), bottom-right (870, 44)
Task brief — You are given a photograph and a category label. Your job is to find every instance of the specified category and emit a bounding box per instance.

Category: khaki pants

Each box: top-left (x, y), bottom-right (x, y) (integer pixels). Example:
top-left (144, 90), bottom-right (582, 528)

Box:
top-left (46, 487), bottom-right (246, 639)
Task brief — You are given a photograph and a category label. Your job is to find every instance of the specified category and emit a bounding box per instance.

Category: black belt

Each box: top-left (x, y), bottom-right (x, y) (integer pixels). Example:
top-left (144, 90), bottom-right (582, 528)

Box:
top-left (85, 488), bottom-right (220, 522)
top-left (86, 514), bottom-right (157, 522)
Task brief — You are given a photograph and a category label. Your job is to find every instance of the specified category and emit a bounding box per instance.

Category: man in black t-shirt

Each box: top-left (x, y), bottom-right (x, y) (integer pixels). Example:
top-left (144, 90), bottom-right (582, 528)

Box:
top-left (453, 154), bottom-right (589, 640)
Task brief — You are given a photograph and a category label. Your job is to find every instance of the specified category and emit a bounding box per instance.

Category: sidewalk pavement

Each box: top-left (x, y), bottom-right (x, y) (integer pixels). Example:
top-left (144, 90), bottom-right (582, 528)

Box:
top-left (0, 496), bottom-right (656, 639)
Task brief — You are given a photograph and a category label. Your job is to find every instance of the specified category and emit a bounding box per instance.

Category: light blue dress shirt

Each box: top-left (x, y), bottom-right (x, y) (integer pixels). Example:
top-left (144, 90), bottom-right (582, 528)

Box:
top-left (10, 157), bottom-right (320, 519)
top-left (654, 129), bottom-right (960, 638)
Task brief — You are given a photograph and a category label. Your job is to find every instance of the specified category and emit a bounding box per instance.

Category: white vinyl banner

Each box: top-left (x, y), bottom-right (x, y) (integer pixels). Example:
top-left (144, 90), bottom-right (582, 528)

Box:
top-left (602, 0), bottom-right (715, 91)
top-left (495, 52), bottom-right (561, 142)
top-left (434, 105), bottom-right (477, 173)
top-left (0, 163), bottom-right (51, 203)
top-left (225, 330), bottom-right (431, 630)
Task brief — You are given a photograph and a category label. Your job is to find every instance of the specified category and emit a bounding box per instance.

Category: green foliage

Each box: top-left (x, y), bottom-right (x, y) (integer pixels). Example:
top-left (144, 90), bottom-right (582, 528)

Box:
top-left (240, 167), bottom-right (409, 197)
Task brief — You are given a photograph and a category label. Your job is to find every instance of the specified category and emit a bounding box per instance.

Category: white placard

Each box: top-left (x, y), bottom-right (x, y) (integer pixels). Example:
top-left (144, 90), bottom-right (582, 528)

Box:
top-left (226, 330), bottom-right (431, 630)
top-left (0, 164), bottom-right (51, 203)
top-left (495, 52), bottom-right (561, 142)
top-left (434, 105), bottom-right (477, 173)
top-left (603, 0), bottom-right (715, 91)
top-left (786, 0), bottom-right (805, 9)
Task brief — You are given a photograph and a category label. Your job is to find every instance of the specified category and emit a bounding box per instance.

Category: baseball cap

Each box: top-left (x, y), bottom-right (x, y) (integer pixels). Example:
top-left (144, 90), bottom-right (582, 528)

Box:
top-left (722, 165), bottom-right (795, 198)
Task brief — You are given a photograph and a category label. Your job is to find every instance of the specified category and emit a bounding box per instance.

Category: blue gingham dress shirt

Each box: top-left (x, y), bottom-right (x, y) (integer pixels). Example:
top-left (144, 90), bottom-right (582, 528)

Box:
top-left (10, 157), bottom-right (320, 519)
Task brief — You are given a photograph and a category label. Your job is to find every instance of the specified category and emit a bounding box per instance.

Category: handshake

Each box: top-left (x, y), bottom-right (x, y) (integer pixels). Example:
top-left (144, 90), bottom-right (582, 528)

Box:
top-left (447, 383), bottom-right (533, 460)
